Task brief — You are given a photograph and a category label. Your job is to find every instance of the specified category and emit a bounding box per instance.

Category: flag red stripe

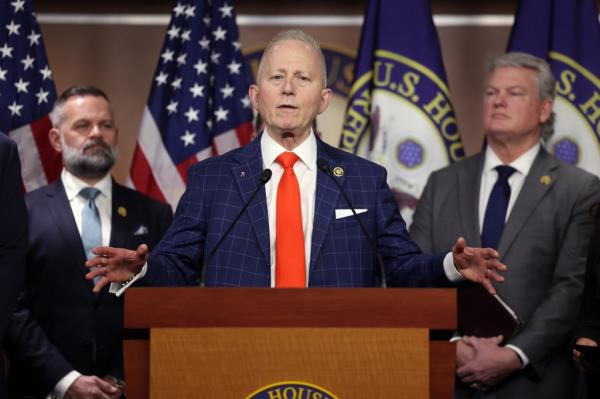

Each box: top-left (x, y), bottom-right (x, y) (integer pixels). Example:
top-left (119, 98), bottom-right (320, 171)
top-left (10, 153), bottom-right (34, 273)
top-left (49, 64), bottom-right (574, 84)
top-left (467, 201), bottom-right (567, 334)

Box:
top-left (176, 154), bottom-right (199, 185)
top-left (235, 121), bottom-right (253, 147)
top-left (30, 115), bottom-right (62, 184)
top-left (129, 144), bottom-right (168, 203)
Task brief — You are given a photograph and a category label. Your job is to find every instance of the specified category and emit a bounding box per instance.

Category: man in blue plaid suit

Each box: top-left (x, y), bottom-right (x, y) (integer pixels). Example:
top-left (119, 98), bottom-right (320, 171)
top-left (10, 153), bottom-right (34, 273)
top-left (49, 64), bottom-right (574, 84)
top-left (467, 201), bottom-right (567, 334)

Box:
top-left (87, 30), bottom-right (505, 293)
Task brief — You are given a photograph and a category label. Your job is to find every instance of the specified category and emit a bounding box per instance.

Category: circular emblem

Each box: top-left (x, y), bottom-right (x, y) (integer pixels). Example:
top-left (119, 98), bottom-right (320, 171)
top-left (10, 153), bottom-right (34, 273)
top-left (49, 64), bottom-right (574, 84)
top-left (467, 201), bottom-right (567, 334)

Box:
top-left (548, 52), bottom-right (600, 177)
top-left (117, 206), bottom-right (127, 217)
top-left (553, 137), bottom-right (580, 165)
top-left (333, 166), bottom-right (344, 177)
top-left (540, 175), bottom-right (552, 186)
top-left (396, 138), bottom-right (425, 168)
top-left (246, 381), bottom-right (338, 399)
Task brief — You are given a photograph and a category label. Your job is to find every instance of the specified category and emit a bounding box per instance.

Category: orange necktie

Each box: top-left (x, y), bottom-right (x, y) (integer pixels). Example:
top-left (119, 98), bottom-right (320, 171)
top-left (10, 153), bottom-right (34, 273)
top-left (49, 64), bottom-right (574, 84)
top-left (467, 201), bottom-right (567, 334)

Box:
top-left (275, 152), bottom-right (306, 287)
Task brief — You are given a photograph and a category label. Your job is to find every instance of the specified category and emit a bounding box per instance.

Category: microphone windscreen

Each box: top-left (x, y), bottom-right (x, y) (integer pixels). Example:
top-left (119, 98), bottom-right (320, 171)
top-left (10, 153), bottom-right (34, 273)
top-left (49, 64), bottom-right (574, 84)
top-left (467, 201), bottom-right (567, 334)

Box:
top-left (261, 169), bottom-right (272, 183)
top-left (316, 158), bottom-right (329, 172)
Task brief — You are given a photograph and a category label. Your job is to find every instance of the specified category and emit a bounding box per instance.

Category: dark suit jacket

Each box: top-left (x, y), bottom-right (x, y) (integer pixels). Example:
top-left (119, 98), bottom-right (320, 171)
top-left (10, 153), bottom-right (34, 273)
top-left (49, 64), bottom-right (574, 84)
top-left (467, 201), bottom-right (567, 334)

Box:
top-left (0, 134), bottom-right (27, 399)
top-left (576, 211), bottom-right (600, 344)
top-left (142, 134), bottom-right (449, 288)
top-left (410, 148), bottom-right (600, 398)
top-left (4, 178), bottom-right (172, 398)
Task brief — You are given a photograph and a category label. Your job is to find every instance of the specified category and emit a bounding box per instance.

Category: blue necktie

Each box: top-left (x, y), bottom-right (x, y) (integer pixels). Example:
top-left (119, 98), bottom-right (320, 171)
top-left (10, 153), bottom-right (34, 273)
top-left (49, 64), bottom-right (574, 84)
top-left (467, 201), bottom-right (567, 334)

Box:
top-left (481, 165), bottom-right (516, 249)
top-left (80, 188), bottom-right (101, 283)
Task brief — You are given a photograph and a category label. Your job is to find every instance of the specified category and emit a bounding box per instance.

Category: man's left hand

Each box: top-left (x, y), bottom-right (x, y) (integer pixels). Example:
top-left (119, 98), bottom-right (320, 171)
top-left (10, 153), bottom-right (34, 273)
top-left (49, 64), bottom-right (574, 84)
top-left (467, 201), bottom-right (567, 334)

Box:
top-left (452, 237), bottom-right (506, 294)
top-left (456, 336), bottom-right (522, 389)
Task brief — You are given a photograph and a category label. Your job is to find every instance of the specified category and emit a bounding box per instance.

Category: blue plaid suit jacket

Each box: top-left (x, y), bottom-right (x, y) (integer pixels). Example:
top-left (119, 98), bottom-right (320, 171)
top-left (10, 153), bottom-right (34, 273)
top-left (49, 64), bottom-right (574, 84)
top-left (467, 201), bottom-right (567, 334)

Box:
top-left (145, 135), bottom-right (449, 287)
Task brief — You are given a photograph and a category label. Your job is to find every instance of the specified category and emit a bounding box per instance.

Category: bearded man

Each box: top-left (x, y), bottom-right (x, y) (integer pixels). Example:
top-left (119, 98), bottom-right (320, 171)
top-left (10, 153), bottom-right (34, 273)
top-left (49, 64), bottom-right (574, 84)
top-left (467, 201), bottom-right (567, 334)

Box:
top-left (4, 86), bottom-right (172, 399)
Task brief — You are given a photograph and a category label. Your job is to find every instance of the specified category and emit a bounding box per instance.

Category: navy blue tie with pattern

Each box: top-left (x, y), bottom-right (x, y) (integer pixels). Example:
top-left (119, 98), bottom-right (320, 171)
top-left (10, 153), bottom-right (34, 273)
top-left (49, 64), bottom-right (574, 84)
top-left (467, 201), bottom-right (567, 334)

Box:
top-left (481, 165), bottom-right (516, 249)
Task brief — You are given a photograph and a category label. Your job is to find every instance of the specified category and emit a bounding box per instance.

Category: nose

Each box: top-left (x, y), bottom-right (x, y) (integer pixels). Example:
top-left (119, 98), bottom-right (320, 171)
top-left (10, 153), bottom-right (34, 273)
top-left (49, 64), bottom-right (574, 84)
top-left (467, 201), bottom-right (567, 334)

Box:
top-left (282, 77), bottom-right (295, 96)
top-left (88, 124), bottom-right (103, 139)
top-left (493, 92), bottom-right (506, 108)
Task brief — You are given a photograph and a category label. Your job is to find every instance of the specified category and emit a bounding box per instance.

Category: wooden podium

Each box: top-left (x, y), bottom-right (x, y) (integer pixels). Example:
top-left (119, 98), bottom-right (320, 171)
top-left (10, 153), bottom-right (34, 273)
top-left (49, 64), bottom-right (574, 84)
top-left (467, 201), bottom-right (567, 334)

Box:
top-left (123, 288), bottom-right (456, 398)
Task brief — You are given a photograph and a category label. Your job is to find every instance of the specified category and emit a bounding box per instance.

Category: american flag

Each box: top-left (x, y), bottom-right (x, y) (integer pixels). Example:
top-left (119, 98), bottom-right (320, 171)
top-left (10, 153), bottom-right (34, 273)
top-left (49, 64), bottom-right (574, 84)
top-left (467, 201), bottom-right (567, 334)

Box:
top-left (0, 0), bottom-right (60, 191)
top-left (129, 0), bottom-right (254, 209)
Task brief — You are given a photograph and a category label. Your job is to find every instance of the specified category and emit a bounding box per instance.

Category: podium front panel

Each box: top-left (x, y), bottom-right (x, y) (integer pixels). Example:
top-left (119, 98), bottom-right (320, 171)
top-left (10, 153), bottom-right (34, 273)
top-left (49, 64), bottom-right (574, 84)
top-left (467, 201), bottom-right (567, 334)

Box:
top-left (149, 327), bottom-right (429, 398)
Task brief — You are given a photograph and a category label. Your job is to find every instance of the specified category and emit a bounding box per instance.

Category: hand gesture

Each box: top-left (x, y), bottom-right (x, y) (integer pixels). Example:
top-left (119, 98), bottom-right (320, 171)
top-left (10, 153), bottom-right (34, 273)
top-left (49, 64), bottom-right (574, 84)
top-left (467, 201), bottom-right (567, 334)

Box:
top-left (85, 244), bottom-right (148, 293)
top-left (452, 237), bottom-right (506, 294)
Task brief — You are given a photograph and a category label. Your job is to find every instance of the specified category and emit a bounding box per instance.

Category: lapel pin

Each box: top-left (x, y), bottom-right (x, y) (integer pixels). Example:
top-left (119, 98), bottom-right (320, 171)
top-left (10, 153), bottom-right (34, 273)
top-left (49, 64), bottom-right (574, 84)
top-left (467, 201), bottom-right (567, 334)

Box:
top-left (540, 175), bottom-right (552, 185)
top-left (333, 166), bottom-right (344, 177)
top-left (118, 206), bottom-right (127, 217)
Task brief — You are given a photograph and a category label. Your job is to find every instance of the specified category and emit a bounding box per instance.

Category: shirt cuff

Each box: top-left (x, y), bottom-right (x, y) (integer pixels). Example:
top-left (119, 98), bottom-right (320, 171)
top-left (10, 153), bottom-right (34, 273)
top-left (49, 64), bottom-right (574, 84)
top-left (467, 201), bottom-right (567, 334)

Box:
top-left (443, 252), bottom-right (465, 282)
top-left (51, 370), bottom-right (81, 399)
top-left (109, 262), bottom-right (148, 297)
top-left (505, 344), bottom-right (530, 368)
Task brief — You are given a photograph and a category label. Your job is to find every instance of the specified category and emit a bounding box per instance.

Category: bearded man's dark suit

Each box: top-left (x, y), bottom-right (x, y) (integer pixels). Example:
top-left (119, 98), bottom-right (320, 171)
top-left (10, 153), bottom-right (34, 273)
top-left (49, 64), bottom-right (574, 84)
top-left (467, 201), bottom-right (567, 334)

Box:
top-left (4, 178), bottom-right (172, 398)
top-left (410, 147), bottom-right (600, 398)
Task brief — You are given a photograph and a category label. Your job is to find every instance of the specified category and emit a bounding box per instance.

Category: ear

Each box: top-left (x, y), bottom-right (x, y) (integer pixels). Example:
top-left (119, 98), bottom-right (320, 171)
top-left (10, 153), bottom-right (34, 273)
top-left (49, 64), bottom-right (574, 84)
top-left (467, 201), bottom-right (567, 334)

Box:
top-left (48, 128), bottom-right (62, 153)
top-left (539, 99), bottom-right (553, 124)
top-left (249, 84), bottom-right (259, 111)
top-left (318, 88), bottom-right (332, 115)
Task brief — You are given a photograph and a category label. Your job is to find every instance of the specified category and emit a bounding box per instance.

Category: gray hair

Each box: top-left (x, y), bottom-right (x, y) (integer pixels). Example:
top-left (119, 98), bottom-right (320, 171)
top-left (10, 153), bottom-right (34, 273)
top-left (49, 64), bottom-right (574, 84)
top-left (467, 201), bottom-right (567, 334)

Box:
top-left (257, 30), bottom-right (328, 87)
top-left (50, 85), bottom-right (112, 128)
top-left (487, 52), bottom-right (556, 141)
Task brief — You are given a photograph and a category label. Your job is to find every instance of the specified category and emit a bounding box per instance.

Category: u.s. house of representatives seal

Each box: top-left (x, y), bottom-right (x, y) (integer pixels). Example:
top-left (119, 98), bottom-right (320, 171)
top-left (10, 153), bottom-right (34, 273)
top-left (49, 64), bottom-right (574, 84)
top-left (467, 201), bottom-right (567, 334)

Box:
top-left (246, 381), bottom-right (338, 399)
top-left (547, 51), bottom-right (600, 176)
top-left (341, 50), bottom-right (464, 225)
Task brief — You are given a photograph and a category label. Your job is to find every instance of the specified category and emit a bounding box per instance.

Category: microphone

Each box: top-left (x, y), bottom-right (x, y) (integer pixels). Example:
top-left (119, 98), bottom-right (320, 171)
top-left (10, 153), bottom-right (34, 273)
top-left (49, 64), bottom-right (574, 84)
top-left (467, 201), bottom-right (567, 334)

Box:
top-left (200, 169), bottom-right (272, 287)
top-left (317, 159), bottom-right (387, 288)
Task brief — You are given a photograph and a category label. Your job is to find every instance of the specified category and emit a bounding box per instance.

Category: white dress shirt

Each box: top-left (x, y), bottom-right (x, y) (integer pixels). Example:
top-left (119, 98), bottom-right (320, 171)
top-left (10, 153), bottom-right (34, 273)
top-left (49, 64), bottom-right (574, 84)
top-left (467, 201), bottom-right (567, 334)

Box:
top-left (476, 142), bottom-right (541, 367)
top-left (51, 170), bottom-right (113, 398)
top-left (261, 130), bottom-right (317, 287)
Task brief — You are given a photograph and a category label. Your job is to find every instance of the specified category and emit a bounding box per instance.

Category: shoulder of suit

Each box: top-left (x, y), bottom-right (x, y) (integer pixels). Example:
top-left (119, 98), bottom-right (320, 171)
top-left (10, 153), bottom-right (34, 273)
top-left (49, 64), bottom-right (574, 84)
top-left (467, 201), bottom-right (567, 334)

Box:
top-left (319, 140), bottom-right (388, 175)
top-left (186, 144), bottom-right (249, 176)
top-left (428, 153), bottom-right (482, 178)
top-left (113, 183), bottom-right (172, 211)
top-left (25, 180), bottom-right (60, 203)
top-left (551, 156), bottom-right (598, 181)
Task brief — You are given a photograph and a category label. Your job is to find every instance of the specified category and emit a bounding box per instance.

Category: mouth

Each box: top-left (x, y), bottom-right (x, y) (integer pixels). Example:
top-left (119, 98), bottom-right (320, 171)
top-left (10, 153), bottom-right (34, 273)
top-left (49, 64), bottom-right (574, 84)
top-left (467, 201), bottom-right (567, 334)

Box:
top-left (83, 141), bottom-right (111, 154)
top-left (277, 104), bottom-right (298, 111)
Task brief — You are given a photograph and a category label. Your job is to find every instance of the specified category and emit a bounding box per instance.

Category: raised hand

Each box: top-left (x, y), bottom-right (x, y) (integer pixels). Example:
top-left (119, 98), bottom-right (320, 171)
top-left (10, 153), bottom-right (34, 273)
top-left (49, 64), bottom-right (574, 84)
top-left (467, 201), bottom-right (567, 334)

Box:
top-left (85, 244), bottom-right (148, 293)
top-left (452, 237), bottom-right (506, 294)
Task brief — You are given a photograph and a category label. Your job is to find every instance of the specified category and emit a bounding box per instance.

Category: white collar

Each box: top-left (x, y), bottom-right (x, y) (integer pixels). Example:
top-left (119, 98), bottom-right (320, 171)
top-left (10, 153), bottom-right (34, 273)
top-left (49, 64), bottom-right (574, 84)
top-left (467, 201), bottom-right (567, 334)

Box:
top-left (260, 129), bottom-right (317, 171)
top-left (484, 142), bottom-right (540, 176)
top-left (62, 169), bottom-right (112, 201)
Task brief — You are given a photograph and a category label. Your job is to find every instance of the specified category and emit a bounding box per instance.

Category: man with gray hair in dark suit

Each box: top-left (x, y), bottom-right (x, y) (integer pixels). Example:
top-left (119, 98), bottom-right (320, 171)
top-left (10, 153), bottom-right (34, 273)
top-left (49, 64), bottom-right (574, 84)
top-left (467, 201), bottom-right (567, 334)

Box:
top-left (410, 52), bottom-right (600, 398)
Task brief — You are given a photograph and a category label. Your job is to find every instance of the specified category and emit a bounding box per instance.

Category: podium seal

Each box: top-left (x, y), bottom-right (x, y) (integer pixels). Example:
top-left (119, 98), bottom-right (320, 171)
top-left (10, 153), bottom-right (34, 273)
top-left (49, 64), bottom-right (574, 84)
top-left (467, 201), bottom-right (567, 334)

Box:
top-left (246, 381), bottom-right (338, 399)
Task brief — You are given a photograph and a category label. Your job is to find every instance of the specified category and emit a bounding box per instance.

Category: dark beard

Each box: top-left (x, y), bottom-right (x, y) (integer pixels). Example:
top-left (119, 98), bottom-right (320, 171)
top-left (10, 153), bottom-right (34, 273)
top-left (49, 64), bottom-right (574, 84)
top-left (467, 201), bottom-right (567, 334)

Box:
top-left (62, 139), bottom-right (117, 179)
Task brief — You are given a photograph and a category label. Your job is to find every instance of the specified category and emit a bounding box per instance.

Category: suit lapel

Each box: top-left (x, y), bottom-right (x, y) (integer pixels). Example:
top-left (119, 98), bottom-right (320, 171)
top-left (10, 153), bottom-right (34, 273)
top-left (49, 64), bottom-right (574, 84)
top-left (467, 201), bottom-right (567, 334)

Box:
top-left (309, 139), bottom-right (343, 273)
top-left (458, 154), bottom-right (484, 246)
top-left (231, 138), bottom-right (271, 265)
top-left (498, 148), bottom-right (557, 256)
top-left (109, 181), bottom-right (129, 249)
top-left (44, 180), bottom-right (91, 285)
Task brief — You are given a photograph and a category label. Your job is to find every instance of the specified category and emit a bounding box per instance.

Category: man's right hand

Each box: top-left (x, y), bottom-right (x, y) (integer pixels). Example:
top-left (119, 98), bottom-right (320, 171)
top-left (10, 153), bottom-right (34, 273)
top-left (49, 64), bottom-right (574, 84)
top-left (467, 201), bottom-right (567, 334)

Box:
top-left (85, 243), bottom-right (148, 293)
top-left (65, 375), bottom-right (120, 399)
top-left (573, 337), bottom-right (600, 373)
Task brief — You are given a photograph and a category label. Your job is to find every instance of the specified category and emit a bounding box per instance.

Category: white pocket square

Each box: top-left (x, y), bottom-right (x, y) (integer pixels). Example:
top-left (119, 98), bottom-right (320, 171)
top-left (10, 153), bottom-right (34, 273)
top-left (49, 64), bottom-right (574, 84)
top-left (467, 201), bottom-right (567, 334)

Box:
top-left (335, 208), bottom-right (367, 219)
top-left (133, 225), bottom-right (149, 235)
